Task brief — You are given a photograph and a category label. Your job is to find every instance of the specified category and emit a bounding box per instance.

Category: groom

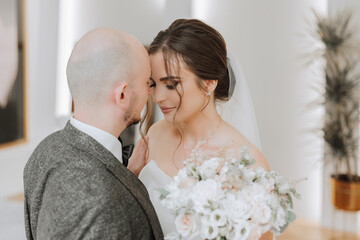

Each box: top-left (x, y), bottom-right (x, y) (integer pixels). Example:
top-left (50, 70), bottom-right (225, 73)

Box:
top-left (23, 28), bottom-right (163, 239)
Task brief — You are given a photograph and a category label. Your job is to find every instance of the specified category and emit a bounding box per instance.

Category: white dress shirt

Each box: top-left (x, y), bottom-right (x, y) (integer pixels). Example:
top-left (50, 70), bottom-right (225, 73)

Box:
top-left (70, 117), bottom-right (123, 163)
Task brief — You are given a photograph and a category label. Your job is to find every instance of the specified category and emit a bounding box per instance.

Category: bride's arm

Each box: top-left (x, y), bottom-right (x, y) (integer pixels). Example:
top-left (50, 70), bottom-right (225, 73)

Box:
top-left (249, 145), bottom-right (270, 171)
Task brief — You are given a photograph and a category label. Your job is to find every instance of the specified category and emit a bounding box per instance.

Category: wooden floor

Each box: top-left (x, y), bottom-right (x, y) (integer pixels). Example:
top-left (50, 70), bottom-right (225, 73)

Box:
top-left (7, 193), bottom-right (360, 239)
top-left (278, 219), bottom-right (360, 240)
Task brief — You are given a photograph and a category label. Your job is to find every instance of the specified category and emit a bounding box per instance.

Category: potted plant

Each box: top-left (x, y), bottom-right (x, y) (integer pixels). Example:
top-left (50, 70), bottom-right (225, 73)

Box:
top-left (313, 10), bottom-right (360, 211)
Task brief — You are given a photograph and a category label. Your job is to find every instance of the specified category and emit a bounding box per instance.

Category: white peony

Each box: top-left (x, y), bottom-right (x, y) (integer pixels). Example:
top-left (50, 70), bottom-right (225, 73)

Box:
top-left (175, 211), bottom-right (197, 237)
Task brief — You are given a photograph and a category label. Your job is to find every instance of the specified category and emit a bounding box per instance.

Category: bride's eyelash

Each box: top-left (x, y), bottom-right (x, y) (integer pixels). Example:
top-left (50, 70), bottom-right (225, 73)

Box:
top-left (148, 77), bottom-right (180, 89)
top-left (166, 81), bottom-right (179, 90)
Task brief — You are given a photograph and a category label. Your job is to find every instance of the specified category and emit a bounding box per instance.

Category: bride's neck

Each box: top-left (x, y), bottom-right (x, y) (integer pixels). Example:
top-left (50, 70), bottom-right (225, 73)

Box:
top-left (177, 104), bottom-right (222, 144)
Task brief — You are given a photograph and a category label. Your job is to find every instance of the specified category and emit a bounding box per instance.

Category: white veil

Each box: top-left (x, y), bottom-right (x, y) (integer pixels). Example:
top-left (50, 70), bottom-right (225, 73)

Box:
top-left (216, 52), bottom-right (262, 150)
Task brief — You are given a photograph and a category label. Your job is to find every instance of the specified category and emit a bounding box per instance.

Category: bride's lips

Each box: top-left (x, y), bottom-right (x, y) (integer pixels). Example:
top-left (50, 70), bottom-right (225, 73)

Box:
top-left (160, 107), bottom-right (176, 114)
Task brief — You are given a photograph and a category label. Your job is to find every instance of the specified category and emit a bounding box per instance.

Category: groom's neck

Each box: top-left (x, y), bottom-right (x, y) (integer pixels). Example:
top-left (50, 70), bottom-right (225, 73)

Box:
top-left (73, 109), bottom-right (125, 138)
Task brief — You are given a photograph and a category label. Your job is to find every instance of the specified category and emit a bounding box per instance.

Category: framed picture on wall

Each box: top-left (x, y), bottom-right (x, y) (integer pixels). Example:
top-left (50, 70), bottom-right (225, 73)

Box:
top-left (0, 0), bottom-right (26, 148)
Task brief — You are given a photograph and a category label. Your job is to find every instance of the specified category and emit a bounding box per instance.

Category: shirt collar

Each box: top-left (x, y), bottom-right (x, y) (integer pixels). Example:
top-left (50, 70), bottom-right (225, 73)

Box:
top-left (70, 117), bottom-right (123, 163)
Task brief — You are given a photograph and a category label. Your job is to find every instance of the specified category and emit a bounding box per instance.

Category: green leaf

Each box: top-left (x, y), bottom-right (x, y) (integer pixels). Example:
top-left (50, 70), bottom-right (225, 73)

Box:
top-left (155, 188), bottom-right (170, 200)
top-left (291, 189), bottom-right (301, 199)
top-left (287, 210), bottom-right (296, 223)
top-left (287, 193), bottom-right (294, 209)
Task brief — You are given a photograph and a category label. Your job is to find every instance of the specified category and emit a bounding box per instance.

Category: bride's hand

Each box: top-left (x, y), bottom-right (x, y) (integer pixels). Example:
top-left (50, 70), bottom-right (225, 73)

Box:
top-left (127, 136), bottom-right (149, 176)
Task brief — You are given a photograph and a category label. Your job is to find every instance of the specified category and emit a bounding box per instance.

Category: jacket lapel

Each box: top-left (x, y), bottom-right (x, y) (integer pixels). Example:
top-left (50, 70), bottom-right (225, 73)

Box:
top-left (61, 122), bottom-right (163, 238)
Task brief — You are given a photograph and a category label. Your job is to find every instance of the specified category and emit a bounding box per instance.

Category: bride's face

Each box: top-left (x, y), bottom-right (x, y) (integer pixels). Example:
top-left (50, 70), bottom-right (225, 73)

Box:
top-left (149, 52), bottom-right (207, 123)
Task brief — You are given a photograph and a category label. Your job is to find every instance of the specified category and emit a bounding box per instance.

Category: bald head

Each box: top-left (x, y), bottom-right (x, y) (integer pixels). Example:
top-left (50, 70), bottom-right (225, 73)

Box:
top-left (67, 28), bottom-right (148, 105)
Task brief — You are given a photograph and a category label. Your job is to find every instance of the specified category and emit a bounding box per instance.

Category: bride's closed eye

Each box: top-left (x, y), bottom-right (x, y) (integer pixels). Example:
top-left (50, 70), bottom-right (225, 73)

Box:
top-left (163, 80), bottom-right (179, 90)
top-left (148, 77), bottom-right (180, 90)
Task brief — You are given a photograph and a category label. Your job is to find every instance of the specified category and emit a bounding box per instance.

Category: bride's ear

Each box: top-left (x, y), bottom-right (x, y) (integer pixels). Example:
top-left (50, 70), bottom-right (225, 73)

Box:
top-left (204, 80), bottom-right (218, 93)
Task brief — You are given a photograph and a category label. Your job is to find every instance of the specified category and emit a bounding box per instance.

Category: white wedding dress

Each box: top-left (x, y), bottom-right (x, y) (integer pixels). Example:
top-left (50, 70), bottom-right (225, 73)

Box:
top-left (139, 53), bottom-right (273, 239)
top-left (139, 160), bottom-right (177, 236)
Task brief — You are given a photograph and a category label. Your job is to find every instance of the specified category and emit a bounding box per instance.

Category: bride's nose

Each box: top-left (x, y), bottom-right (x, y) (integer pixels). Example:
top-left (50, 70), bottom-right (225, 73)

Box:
top-left (152, 86), bottom-right (166, 103)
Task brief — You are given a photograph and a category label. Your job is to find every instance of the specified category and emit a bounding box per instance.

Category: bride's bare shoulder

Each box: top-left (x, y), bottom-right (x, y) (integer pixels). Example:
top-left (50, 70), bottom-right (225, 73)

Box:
top-left (222, 122), bottom-right (270, 171)
top-left (146, 120), bottom-right (173, 160)
top-left (147, 120), bottom-right (173, 140)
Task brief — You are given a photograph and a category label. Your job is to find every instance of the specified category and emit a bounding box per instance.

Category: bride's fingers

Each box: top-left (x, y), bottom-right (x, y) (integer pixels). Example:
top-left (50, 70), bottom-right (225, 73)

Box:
top-left (133, 136), bottom-right (149, 155)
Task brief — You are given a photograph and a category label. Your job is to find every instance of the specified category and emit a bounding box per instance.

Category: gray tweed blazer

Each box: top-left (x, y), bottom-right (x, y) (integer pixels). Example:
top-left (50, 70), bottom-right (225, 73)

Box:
top-left (23, 122), bottom-right (163, 240)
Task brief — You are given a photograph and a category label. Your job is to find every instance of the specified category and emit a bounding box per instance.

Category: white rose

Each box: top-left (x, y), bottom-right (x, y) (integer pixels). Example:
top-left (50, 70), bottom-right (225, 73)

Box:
top-left (175, 212), bottom-right (197, 237)
top-left (209, 209), bottom-right (227, 227)
top-left (222, 193), bottom-right (252, 222)
top-left (252, 203), bottom-right (272, 225)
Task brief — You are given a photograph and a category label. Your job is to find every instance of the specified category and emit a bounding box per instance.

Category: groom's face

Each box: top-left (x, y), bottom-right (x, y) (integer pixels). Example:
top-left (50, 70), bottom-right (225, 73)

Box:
top-left (124, 53), bottom-right (151, 126)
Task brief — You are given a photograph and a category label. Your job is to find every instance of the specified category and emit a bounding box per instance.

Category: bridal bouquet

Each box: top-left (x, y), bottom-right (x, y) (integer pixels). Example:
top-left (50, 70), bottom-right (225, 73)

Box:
top-left (159, 146), bottom-right (300, 240)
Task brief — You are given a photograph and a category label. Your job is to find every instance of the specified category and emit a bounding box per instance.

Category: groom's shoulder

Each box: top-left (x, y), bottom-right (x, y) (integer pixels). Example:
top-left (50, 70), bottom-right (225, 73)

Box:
top-left (25, 128), bottom-right (86, 174)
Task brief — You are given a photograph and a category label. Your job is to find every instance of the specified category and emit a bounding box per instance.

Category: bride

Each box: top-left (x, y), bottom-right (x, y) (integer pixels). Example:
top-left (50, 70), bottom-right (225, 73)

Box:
top-left (139, 19), bottom-right (272, 240)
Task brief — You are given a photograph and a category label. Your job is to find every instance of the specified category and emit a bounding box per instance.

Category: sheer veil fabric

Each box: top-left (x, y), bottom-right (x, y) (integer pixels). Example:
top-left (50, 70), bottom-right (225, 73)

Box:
top-left (217, 52), bottom-right (262, 151)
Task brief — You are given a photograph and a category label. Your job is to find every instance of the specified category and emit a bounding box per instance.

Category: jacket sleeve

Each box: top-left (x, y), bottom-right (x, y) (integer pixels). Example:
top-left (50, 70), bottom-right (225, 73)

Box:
top-left (36, 163), bottom-right (131, 240)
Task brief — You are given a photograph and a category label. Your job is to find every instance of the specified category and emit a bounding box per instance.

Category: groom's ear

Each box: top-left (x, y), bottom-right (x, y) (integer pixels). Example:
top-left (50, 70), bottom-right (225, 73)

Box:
top-left (204, 80), bottom-right (218, 92)
top-left (113, 82), bottom-right (130, 108)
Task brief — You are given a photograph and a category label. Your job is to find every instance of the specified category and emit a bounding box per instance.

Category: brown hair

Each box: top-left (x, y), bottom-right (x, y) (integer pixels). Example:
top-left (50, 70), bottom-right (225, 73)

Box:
top-left (140, 19), bottom-right (230, 135)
